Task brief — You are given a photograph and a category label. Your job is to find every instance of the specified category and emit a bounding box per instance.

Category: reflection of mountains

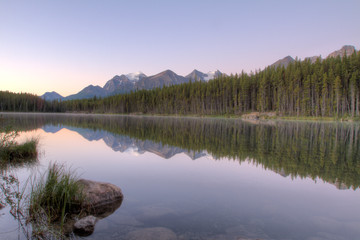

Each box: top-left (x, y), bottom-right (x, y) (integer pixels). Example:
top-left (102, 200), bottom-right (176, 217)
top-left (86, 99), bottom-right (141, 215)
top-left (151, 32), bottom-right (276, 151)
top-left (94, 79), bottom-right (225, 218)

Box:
top-left (42, 125), bottom-right (207, 160)
top-left (3, 113), bottom-right (360, 190)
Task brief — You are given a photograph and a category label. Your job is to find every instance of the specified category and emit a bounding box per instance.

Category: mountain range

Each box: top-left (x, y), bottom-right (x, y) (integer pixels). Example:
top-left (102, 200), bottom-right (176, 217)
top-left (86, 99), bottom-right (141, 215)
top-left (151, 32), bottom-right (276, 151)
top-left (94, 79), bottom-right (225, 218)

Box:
top-left (42, 69), bottom-right (224, 101)
top-left (42, 45), bottom-right (357, 101)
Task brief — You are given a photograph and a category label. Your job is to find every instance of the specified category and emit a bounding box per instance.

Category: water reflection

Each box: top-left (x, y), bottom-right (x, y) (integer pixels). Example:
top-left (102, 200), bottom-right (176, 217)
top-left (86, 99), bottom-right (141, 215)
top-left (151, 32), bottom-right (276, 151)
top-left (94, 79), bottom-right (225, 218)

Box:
top-left (3, 113), bottom-right (360, 190)
top-left (43, 125), bottom-right (207, 160)
top-left (2, 113), bottom-right (360, 239)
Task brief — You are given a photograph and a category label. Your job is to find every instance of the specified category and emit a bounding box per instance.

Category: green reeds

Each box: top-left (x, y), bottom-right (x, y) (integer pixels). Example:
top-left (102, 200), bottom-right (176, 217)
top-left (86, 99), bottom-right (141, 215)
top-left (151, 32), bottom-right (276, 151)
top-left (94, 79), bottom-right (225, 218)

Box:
top-left (28, 163), bottom-right (85, 226)
top-left (0, 125), bottom-right (38, 161)
top-left (0, 138), bottom-right (38, 161)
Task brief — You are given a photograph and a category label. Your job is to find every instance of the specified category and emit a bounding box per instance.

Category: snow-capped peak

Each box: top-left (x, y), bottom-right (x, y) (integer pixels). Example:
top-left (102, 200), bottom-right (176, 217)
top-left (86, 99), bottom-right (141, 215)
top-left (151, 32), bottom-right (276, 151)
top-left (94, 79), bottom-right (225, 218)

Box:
top-left (204, 70), bottom-right (221, 81)
top-left (126, 71), bottom-right (146, 82)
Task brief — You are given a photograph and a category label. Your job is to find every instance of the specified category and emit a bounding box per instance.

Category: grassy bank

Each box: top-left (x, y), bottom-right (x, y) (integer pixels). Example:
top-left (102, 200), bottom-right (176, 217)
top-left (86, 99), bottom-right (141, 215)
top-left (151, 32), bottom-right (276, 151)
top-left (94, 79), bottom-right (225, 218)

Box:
top-left (0, 125), bottom-right (38, 162)
top-left (1, 162), bottom-right (85, 239)
top-left (0, 139), bottom-right (38, 161)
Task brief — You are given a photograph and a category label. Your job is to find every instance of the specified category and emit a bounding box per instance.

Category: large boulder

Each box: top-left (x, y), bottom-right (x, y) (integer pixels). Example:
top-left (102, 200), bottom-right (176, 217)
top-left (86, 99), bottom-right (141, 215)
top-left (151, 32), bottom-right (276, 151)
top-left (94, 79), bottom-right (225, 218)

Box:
top-left (69, 179), bottom-right (123, 237)
top-left (77, 179), bottom-right (123, 216)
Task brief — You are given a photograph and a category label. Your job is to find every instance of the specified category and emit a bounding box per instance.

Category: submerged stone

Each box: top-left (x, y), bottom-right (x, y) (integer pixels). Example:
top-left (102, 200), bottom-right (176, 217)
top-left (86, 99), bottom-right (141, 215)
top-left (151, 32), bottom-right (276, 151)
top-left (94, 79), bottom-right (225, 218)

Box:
top-left (71, 179), bottom-right (123, 237)
top-left (73, 215), bottom-right (97, 236)
top-left (126, 227), bottom-right (178, 240)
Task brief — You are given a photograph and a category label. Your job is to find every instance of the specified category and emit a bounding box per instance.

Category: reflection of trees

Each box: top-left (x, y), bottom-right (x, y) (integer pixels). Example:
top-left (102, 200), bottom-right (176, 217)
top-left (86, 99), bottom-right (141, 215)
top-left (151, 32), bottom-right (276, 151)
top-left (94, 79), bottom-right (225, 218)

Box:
top-left (4, 113), bottom-right (360, 189)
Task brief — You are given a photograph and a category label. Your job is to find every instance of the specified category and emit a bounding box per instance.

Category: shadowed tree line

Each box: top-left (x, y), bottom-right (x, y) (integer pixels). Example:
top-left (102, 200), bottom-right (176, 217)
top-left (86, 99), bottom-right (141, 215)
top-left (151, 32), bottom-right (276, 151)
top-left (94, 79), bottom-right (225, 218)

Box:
top-left (0, 91), bottom-right (46, 112)
top-left (3, 113), bottom-right (360, 189)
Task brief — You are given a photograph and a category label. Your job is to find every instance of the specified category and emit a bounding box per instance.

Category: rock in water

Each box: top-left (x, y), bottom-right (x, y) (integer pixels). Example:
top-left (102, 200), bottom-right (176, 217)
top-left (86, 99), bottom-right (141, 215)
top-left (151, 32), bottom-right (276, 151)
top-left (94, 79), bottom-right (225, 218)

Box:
top-left (77, 179), bottom-right (123, 216)
top-left (73, 215), bottom-right (97, 236)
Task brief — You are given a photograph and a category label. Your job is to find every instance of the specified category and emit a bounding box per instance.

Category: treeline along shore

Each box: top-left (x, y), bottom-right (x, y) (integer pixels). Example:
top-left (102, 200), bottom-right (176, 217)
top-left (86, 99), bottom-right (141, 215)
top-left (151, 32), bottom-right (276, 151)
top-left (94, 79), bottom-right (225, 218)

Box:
top-left (1, 52), bottom-right (360, 118)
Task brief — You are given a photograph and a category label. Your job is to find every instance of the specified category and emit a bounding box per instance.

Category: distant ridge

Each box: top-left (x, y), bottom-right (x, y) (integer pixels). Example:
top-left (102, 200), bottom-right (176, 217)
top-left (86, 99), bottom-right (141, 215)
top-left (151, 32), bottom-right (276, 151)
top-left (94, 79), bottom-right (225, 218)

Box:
top-left (44, 70), bottom-right (223, 100)
top-left (186, 69), bottom-right (223, 81)
top-left (304, 56), bottom-right (321, 64)
top-left (327, 45), bottom-right (355, 58)
top-left (136, 69), bottom-right (188, 90)
top-left (42, 44), bottom-right (358, 100)
top-left (271, 45), bottom-right (358, 68)
top-left (186, 69), bottom-right (208, 81)
top-left (103, 75), bottom-right (136, 95)
top-left (65, 85), bottom-right (107, 100)
top-left (41, 91), bottom-right (63, 101)
top-left (270, 56), bottom-right (295, 68)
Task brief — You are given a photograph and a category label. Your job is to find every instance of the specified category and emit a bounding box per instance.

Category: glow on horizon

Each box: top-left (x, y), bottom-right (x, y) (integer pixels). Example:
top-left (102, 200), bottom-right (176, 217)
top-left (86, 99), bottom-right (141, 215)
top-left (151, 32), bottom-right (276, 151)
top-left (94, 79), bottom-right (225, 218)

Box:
top-left (0, 0), bottom-right (359, 96)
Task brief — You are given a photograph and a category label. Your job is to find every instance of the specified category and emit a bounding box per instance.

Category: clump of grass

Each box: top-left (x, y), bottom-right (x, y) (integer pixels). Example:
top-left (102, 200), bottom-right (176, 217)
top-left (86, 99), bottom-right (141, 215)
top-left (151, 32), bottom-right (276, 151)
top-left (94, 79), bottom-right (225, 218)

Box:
top-left (1, 138), bottom-right (38, 161)
top-left (28, 163), bottom-right (85, 226)
top-left (0, 125), bottom-right (38, 161)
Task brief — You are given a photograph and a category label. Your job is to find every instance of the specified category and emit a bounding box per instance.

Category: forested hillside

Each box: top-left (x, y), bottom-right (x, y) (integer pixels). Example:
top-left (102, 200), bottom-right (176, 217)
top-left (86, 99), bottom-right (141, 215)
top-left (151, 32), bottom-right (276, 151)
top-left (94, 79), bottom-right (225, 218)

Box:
top-left (1, 51), bottom-right (360, 118)
top-left (61, 52), bottom-right (360, 117)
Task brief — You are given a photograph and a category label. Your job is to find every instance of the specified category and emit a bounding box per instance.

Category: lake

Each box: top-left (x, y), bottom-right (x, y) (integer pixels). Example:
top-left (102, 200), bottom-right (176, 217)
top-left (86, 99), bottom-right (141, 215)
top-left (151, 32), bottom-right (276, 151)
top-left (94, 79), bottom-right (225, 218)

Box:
top-left (1, 113), bottom-right (360, 240)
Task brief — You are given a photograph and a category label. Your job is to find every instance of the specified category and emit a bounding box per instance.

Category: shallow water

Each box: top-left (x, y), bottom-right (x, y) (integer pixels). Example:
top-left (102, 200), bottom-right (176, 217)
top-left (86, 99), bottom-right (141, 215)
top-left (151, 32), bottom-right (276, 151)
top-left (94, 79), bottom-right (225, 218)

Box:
top-left (1, 113), bottom-right (360, 240)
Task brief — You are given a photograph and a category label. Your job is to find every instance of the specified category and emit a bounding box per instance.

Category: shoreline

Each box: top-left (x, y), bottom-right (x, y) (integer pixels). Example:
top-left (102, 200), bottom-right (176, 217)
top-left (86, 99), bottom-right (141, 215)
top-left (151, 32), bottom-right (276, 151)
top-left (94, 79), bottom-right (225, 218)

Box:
top-left (1, 111), bottom-right (359, 123)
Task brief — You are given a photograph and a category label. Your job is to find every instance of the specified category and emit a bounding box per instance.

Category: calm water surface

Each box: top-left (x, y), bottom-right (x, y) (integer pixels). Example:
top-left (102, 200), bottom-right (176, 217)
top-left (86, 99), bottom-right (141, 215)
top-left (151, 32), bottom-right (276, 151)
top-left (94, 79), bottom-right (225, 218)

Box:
top-left (1, 113), bottom-right (360, 240)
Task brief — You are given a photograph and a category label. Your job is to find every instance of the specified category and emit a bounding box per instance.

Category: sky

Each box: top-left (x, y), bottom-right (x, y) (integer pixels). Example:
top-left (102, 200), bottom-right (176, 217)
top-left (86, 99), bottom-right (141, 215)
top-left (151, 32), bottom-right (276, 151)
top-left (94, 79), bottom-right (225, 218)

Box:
top-left (0, 0), bottom-right (359, 97)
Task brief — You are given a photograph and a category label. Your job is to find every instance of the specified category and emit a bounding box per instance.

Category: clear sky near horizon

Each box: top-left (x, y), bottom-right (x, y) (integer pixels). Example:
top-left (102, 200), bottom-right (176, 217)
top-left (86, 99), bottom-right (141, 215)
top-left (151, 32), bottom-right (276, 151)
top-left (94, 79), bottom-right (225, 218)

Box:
top-left (1, 0), bottom-right (359, 97)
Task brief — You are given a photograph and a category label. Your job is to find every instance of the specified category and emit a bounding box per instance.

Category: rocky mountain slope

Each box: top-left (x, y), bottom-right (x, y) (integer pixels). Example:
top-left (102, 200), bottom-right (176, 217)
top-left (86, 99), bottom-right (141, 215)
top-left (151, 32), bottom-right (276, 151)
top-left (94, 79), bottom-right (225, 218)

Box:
top-left (136, 70), bottom-right (188, 90)
top-left (185, 69), bottom-right (223, 81)
top-left (327, 45), bottom-right (355, 58)
top-left (270, 56), bottom-right (295, 68)
top-left (41, 91), bottom-right (64, 101)
top-left (65, 85), bottom-right (108, 100)
top-left (43, 69), bottom-right (224, 100)
top-left (42, 45), bottom-right (357, 101)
